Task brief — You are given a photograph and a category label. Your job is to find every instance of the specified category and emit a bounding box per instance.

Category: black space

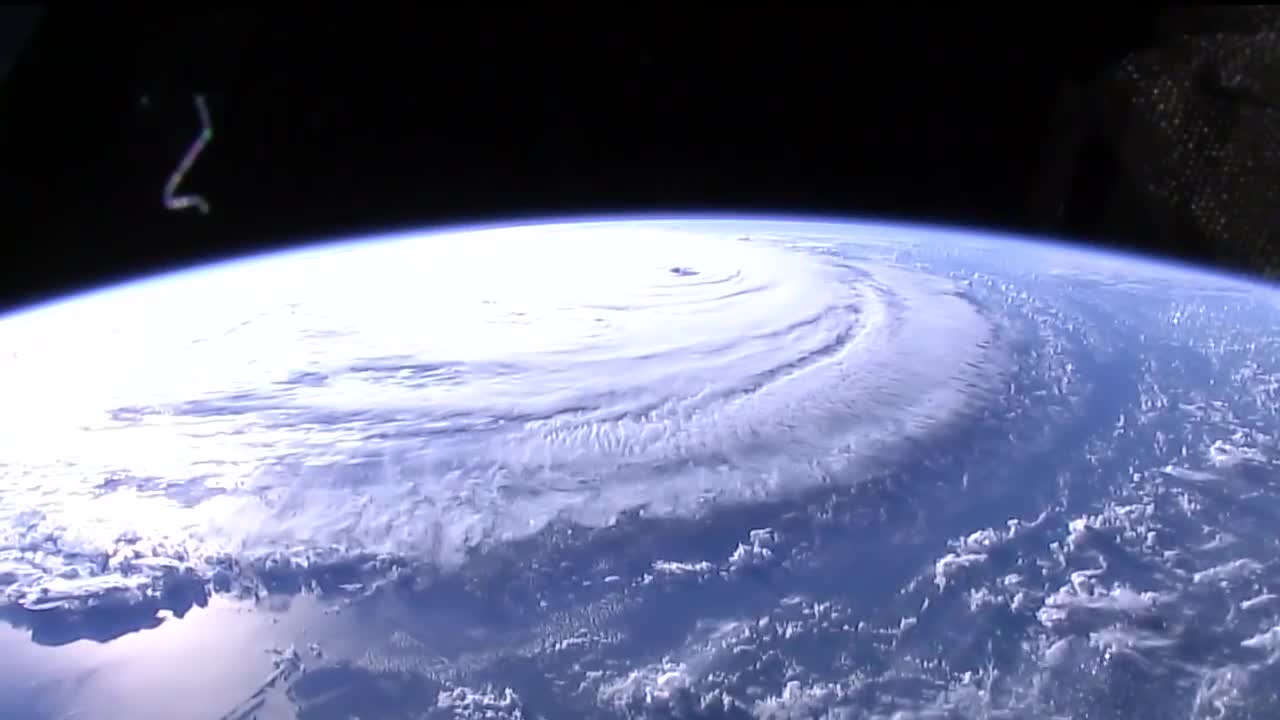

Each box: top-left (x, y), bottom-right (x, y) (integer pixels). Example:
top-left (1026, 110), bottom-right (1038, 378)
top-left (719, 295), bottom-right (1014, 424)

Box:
top-left (1, 8), bottom-right (1266, 313)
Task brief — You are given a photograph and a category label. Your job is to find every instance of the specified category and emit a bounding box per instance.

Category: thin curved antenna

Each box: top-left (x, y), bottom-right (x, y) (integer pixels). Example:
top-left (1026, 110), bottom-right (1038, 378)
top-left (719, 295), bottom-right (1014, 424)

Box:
top-left (163, 93), bottom-right (213, 214)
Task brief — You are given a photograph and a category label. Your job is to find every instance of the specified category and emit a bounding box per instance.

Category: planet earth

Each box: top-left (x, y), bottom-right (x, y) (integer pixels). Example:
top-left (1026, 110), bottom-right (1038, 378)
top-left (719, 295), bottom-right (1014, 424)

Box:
top-left (1, 216), bottom-right (1278, 719)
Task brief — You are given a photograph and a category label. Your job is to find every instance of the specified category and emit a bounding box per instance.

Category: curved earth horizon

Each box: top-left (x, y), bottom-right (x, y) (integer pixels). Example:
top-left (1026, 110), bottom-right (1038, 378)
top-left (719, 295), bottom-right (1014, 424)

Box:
top-left (0, 216), bottom-right (1277, 719)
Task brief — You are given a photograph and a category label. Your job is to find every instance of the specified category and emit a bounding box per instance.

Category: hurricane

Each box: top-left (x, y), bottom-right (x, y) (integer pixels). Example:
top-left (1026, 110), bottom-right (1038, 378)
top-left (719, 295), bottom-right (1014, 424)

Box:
top-left (0, 220), bottom-right (1005, 609)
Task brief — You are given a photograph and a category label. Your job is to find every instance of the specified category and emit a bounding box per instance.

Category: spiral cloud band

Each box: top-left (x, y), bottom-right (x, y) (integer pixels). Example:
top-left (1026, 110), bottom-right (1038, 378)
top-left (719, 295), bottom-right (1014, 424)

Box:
top-left (0, 219), bottom-right (1009, 606)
